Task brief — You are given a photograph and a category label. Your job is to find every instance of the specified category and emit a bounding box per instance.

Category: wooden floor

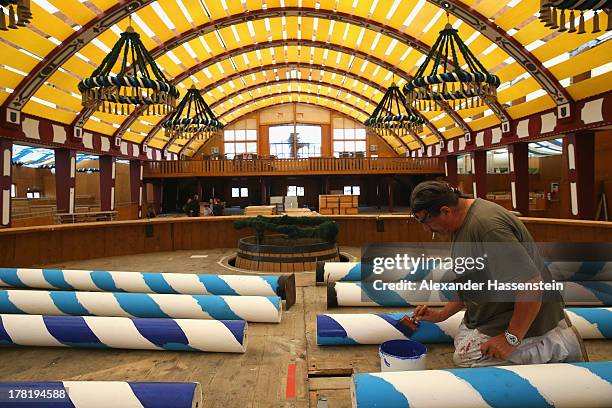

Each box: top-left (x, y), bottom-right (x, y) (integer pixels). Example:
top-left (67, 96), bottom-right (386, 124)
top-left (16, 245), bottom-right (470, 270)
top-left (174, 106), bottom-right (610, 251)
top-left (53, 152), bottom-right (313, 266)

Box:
top-left (1, 248), bottom-right (610, 407)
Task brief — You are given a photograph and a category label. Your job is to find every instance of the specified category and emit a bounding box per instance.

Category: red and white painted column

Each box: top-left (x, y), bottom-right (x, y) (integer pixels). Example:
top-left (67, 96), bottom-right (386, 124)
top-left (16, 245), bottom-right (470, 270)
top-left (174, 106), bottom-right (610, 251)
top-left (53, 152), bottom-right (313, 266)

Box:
top-left (55, 148), bottom-right (76, 214)
top-left (565, 132), bottom-right (595, 219)
top-left (1, 138), bottom-right (13, 227)
top-left (444, 155), bottom-right (458, 187)
top-left (470, 150), bottom-right (487, 199)
top-left (130, 160), bottom-right (144, 219)
top-left (99, 155), bottom-right (116, 212)
top-left (508, 143), bottom-right (529, 216)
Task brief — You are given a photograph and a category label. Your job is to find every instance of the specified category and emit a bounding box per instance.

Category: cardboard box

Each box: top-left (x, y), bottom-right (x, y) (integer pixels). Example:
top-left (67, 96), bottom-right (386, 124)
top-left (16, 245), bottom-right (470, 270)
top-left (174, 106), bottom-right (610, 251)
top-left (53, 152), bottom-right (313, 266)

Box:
top-left (345, 207), bottom-right (358, 214)
top-left (319, 208), bottom-right (333, 215)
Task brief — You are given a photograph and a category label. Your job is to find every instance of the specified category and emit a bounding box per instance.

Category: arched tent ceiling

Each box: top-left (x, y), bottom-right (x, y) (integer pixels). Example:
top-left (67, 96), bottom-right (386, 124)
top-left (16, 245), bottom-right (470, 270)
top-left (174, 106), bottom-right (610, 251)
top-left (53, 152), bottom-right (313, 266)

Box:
top-left (1, 0), bottom-right (610, 156)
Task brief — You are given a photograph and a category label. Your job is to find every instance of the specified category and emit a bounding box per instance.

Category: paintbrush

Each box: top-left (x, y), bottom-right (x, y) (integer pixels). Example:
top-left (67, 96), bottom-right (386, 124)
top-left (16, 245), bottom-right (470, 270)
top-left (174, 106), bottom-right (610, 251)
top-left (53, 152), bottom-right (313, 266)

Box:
top-left (395, 315), bottom-right (420, 337)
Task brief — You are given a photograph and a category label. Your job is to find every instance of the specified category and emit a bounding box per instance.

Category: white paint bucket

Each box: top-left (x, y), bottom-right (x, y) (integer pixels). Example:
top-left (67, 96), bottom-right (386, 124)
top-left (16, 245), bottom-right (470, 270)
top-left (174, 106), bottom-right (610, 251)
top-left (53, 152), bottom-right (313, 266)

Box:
top-left (379, 339), bottom-right (427, 372)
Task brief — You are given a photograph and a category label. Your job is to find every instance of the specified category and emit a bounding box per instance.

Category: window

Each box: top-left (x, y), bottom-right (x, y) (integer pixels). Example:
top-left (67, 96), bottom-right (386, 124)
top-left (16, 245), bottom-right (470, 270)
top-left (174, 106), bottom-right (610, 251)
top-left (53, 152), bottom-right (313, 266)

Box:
top-left (224, 129), bottom-right (257, 159)
top-left (232, 187), bottom-right (249, 198)
top-left (269, 124), bottom-right (321, 158)
top-left (26, 191), bottom-right (41, 199)
top-left (296, 125), bottom-right (321, 158)
top-left (269, 125), bottom-right (295, 159)
top-left (343, 186), bottom-right (360, 195)
top-left (333, 127), bottom-right (366, 157)
top-left (10, 184), bottom-right (16, 198)
top-left (287, 185), bottom-right (305, 196)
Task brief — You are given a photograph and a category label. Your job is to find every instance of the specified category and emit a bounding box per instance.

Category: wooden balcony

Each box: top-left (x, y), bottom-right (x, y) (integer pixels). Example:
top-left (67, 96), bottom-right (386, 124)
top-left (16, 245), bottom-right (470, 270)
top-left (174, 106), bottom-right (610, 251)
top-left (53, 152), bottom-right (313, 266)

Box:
top-left (144, 157), bottom-right (445, 178)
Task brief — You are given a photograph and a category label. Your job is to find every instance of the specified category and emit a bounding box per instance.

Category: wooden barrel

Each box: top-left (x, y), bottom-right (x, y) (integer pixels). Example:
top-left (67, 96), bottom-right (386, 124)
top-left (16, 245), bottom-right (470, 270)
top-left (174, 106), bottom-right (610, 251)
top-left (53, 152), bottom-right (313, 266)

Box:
top-left (236, 235), bottom-right (340, 272)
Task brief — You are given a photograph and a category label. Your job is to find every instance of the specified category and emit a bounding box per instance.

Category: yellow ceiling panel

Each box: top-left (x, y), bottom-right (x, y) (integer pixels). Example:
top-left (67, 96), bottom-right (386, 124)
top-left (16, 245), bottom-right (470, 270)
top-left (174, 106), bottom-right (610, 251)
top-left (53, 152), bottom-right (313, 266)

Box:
top-left (81, 119), bottom-right (115, 136)
top-left (407, 141), bottom-right (421, 151)
top-left (550, 42), bottom-right (612, 81)
top-left (199, 0), bottom-right (228, 20)
top-left (22, 101), bottom-right (74, 123)
top-left (88, 0), bottom-right (117, 11)
top-left (148, 138), bottom-right (167, 150)
top-left (0, 69), bottom-right (23, 94)
top-left (423, 135), bottom-right (439, 146)
top-left (506, 94), bottom-right (556, 119)
top-left (567, 72), bottom-right (612, 100)
top-left (26, 6), bottom-right (73, 41)
top-left (471, 0), bottom-right (509, 20)
top-left (60, 0), bottom-right (98, 26)
top-left (444, 127), bottom-right (465, 139)
top-left (34, 87), bottom-right (81, 112)
top-left (468, 114), bottom-right (500, 132)
top-left (493, 1), bottom-right (535, 31)
top-left (3, 28), bottom-right (56, 60)
top-left (159, 1), bottom-right (192, 34)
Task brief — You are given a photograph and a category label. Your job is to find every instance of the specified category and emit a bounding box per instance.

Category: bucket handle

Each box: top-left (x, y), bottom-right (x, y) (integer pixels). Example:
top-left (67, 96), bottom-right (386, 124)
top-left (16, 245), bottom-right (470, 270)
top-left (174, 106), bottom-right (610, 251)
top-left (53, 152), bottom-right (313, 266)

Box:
top-left (383, 357), bottom-right (391, 367)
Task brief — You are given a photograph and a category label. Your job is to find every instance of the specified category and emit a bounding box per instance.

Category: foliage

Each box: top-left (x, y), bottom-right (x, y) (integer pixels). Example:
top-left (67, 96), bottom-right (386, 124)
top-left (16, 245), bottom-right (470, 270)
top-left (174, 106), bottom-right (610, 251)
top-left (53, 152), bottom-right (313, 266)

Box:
top-left (234, 215), bottom-right (339, 243)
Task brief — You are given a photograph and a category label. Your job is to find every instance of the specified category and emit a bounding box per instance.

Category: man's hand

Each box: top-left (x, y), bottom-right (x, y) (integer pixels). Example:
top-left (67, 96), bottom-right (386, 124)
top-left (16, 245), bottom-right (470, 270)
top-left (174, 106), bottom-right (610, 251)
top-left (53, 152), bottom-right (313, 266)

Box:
top-left (480, 334), bottom-right (516, 359)
top-left (413, 305), bottom-right (444, 323)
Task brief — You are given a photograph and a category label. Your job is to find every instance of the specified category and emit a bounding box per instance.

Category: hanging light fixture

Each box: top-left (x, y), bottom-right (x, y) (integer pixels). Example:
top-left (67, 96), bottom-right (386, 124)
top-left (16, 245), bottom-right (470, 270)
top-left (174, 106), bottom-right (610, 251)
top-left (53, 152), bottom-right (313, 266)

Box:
top-left (539, 1), bottom-right (612, 34)
top-left (78, 22), bottom-right (179, 116)
top-left (0, 0), bottom-right (32, 31)
top-left (162, 85), bottom-right (223, 141)
top-left (364, 83), bottom-right (425, 137)
top-left (403, 19), bottom-right (500, 112)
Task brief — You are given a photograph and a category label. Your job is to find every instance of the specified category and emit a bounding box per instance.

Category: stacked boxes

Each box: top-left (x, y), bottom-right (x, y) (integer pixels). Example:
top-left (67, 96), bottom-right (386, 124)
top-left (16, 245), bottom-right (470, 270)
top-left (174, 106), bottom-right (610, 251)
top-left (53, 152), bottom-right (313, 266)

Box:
top-left (319, 195), bottom-right (358, 215)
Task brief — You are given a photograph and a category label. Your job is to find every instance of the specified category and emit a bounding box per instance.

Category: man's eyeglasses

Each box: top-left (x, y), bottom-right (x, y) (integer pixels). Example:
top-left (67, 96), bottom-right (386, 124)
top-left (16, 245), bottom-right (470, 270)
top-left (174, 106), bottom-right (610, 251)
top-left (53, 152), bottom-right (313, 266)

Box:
top-left (413, 212), bottom-right (432, 224)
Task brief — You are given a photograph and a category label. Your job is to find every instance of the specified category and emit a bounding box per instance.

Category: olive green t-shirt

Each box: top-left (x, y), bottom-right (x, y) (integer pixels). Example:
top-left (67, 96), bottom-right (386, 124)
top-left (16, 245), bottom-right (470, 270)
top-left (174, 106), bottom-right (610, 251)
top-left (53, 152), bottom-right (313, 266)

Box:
top-left (451, 198), bottom-right (565, 338)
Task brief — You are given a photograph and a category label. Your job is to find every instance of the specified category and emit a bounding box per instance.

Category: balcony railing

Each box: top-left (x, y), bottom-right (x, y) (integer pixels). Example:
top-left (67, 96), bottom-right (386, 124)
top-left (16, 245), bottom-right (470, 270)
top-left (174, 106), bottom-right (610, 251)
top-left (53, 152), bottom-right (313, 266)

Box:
top-left (145, 157), bottom-right (444, 177)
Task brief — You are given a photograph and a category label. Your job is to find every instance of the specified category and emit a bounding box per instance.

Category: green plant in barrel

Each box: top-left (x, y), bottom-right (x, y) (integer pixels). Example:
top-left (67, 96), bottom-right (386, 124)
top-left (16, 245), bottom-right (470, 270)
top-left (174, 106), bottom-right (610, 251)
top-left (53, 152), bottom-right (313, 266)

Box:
top-left (234, 216), bottom-right (339, 244)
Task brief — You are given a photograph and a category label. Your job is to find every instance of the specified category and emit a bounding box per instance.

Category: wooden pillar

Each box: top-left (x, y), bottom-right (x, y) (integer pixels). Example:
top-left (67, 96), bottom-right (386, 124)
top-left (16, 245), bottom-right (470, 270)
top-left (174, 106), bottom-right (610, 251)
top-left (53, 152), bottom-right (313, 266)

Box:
top-left (565, 132), bottom-right (595, 219)
top-left (388, 178), bottom-right (396, 213)
top-left (153, 181), bottom-right (163, 215)
top-left (196, 178), bottom-right (203, 198)
top-left (130, 160), bottom-right (144, 219)
top-left (444, 155), bottom-right (458, 187)
top-left (508, 143), bottom-right (529, 216)
top-left (55, 148), bottom-right (76, 214)
top-left (0, 138), bottom-right (12, 227)
top-left (99, 155), bottom-right (116, 212)
top-left (260, 177), bottom-right (268, 205)
top-left (470, 150), bottom-right (487, 199)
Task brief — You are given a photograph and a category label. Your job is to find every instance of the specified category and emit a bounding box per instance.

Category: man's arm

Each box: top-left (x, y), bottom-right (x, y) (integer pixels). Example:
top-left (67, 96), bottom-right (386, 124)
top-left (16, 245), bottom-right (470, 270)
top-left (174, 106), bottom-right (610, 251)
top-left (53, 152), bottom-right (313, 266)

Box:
top-left (413, 300), bottom-right (464, 323)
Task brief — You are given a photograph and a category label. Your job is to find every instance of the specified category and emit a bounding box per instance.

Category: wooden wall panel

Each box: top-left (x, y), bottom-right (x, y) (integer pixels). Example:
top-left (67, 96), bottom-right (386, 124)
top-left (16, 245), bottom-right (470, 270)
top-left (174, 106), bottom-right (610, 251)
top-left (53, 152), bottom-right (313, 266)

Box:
top-left (0, 216), bottom-right (610, 267)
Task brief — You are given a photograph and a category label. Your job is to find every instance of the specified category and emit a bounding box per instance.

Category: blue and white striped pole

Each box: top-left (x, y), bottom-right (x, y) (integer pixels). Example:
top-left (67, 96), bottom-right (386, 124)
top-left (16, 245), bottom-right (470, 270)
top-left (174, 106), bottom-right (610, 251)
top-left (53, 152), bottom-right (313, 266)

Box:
top-left (328, 281), bottom-right (612, 307)
top-left (318, 261), bottom-right (612, 282)
top-left (351, 362), bottom-right (612, 408)
top-left (317, 307), bottom-right (612, 345)
top-left (0, 289), bottom-right (282, 323)
top-left (0, 382), bottom-right (202, 408)
top-left (546, 261), bottom-right (612, 281)
top-left (316, 262), bottom-right (452, 283)
top-left (0, 268), bottom-right (292, 299)
top-left (0, 314), bottom-right (247, 352)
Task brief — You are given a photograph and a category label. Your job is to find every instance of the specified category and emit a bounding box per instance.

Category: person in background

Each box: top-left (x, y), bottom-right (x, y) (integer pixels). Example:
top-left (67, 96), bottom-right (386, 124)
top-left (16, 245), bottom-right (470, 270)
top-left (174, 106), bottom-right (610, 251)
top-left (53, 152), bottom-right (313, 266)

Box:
top-left (189, 194), bottom-right (201, 217)
top-left (212, 197), bottom-right (224, 216)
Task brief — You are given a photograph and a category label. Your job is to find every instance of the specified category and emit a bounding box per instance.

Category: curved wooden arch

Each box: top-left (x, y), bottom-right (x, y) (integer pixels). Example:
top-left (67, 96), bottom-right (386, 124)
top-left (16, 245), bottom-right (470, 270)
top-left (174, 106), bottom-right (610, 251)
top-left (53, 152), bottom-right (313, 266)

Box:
top-left (185, 102), bottom-right (402, 158)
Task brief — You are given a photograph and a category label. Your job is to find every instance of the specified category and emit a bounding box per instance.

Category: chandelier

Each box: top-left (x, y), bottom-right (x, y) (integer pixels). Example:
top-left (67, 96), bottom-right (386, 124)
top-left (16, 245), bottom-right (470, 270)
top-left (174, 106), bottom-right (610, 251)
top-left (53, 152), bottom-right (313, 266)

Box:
top-left (403, 22), bottom-right (500, 111)
top-left (0, 0), bottom-right (32, 30)
top-left (539, 1), bottom-right (611, 34)
top-left (78, 25), bottom-right (178, 116)
top-left (162, 85), bottom-right (223, 141)
top-left (365, 83), bottom-right (425, 136)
